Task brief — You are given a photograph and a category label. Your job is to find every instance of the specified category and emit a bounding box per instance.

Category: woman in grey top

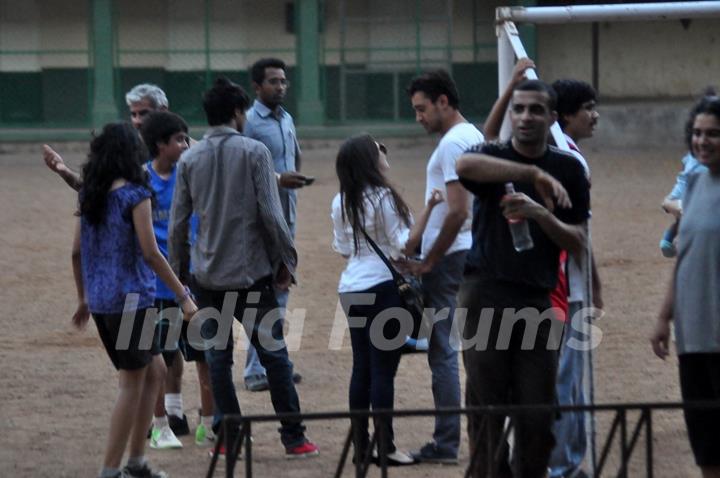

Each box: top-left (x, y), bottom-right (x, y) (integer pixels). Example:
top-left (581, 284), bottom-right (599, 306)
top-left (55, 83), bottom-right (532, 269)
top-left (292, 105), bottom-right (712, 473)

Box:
top-left (652, 96), bottom-right (720, 478)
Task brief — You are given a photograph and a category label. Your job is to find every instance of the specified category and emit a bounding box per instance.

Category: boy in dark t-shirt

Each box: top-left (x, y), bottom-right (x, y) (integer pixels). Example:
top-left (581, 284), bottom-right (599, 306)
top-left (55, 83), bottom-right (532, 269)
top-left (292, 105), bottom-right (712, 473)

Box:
top-left (455, 80), bottom-right (590, 478)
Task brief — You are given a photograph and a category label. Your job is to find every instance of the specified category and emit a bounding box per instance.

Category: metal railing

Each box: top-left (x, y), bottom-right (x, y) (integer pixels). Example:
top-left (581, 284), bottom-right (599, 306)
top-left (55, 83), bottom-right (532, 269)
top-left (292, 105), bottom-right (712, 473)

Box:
top-left (206, 401), bottom-right (720, 478)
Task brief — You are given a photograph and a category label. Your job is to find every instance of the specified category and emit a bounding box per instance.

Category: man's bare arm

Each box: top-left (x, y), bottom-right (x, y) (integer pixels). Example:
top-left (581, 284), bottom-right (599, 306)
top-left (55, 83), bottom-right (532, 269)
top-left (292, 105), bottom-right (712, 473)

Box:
top-left (502, 193), bottom-right (586, 258)
top-left (456, 153), bottom-right (571, 211)
top-left (413, 182), bottom-right (468, 274)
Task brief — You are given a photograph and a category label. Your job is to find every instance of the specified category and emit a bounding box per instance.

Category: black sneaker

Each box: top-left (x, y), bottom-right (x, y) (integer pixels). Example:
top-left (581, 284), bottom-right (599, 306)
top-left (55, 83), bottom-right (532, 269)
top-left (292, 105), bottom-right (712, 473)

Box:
top-left (244, 374), bottom-right (269, 392)
top-left (410, 441), bottom-right (458, 465)
top-left (122, 463), bottom-right (168, 478)
top-left (167, 414), bottom-right (190, 436)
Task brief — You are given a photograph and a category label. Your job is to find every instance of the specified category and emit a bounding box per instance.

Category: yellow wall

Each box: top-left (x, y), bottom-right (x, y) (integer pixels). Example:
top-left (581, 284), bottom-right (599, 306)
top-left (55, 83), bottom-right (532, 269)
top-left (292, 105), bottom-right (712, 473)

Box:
top-left (2, 0), bottom-right (718, 98)
top-left (537, 19), bottom-right (720, 98)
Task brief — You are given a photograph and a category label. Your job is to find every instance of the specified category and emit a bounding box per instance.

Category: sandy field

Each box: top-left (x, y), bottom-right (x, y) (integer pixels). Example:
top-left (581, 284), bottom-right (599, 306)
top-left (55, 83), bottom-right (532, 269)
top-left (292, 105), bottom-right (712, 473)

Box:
top-left (0, 135), bottom-right (700, 477)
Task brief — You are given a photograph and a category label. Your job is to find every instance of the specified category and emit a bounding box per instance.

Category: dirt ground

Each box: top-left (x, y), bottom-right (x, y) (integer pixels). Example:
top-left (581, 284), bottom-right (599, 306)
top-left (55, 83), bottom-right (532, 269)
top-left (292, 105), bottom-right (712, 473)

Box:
top-left (0, 136), bottom-right (700, 477)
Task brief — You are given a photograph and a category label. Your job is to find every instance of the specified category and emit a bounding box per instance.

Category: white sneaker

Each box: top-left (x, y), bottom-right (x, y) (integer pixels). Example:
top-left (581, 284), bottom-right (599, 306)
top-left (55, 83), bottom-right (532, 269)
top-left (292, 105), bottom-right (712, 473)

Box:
top-left (372, 447), bottom-right (417, 466)
top-left (150, 425), bottom-right (183, 449)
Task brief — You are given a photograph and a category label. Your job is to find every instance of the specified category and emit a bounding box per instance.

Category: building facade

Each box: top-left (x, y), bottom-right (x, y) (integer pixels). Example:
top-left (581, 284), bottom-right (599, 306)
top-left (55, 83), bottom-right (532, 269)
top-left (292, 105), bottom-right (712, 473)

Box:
top-left (0, 0), bottom-right (717, 131)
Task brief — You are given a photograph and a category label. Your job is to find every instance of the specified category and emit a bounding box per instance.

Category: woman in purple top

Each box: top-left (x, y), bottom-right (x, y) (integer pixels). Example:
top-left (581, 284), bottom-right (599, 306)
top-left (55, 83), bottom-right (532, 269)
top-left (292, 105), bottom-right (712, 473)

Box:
top-left (70, 122), bottom-right (197, 478)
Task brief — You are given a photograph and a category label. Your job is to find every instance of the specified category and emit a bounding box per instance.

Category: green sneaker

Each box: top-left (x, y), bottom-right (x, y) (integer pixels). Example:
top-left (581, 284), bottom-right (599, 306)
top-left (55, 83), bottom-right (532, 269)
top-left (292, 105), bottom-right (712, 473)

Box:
top-left (149, 425), bottom-right (183, 449)
top-left (195, 423), bottom-right (215, 447)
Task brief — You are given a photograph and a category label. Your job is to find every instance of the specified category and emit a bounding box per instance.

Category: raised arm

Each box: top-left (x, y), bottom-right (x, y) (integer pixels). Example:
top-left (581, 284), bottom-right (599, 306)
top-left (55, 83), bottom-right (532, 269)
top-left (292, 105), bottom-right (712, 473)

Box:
top-left (44, 145), bottom-right (82, 191)
top-left (133, 198), bottom-right (197, 321)
top-left (483, 58), bottom-right (536, 141)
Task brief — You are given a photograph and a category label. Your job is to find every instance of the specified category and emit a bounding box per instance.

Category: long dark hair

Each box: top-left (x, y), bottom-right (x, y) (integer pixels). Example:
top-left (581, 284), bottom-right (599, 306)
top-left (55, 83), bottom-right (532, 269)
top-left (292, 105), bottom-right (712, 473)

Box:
top-left (335, 134), bottom-right (412, 253)
top-left (685, 86), bottom-right (718, 150)
top-left (80, 122), bottom-right (150, 225)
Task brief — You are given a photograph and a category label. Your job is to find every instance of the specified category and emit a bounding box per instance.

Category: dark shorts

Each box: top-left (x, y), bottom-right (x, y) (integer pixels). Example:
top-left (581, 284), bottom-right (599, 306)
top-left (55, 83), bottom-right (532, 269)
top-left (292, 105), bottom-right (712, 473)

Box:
top-left (154, 299), bottom-right (205, 364)
top-left (93, 308), bottom-right (160, 371)
top-left (678, 353), bottom-right (720, 466)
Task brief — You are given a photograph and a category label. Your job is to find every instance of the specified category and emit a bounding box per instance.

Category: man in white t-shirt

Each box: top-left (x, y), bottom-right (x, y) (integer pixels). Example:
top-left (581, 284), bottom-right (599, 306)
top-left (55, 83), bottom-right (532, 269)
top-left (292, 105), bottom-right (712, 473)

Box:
top-left (548, 78), bottom-right (603, 478)
top-left (405, 70), bottom-right (485, 464)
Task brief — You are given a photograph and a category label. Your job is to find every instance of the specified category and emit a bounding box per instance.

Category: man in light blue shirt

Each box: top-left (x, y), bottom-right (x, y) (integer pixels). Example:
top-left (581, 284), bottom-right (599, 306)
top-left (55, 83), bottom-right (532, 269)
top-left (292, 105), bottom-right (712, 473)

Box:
top-left (243, 58), bottom-right (309, 391)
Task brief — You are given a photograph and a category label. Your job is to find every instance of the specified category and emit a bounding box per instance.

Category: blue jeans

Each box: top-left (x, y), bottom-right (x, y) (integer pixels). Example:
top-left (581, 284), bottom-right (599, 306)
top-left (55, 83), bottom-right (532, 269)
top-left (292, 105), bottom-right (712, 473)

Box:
top-left (244, 288), bottom-right (288, 378)
top-left (192, 276), bottom-right (306, 448)
top-left (340, 280), bottom-right (404, 452)
top-left (421, 250), bottom-right (466, 457)
top-left (550, 301), bottom-right (589, 477)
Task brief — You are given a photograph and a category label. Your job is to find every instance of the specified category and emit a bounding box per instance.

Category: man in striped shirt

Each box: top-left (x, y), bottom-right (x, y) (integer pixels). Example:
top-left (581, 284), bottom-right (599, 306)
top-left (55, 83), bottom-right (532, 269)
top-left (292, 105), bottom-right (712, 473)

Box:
top-left (168, 77), bottom-right (319, 459)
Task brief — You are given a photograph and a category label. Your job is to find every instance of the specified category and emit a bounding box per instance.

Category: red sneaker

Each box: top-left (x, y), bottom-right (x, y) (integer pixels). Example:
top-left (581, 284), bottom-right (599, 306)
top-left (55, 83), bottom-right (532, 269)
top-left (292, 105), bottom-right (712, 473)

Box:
top-left (208, 444), bottom-right (226, 460)
top-left (285, 441), bottom-right (320, 459)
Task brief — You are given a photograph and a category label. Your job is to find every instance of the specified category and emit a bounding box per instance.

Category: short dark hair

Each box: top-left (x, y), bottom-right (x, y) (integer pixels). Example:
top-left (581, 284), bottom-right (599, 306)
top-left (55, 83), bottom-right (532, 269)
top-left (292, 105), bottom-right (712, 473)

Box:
top-left (407, 69), bottom-right (460, 108)
top-left (251, 58), bottom-right (286, 85)
top-left (202, 77), bottom-right (250, 126)
top-left (513, 79), bottom-right (557, 111)
top-left (551, 79), bottom-right (597, 129)
top-left (140, 111), bottom-right (188, 157)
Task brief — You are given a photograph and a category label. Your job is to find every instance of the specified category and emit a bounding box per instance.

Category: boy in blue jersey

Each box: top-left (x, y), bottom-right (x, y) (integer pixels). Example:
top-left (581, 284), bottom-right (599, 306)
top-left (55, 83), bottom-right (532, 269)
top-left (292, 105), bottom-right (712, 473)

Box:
top-left (140, 111), bottom-right (215, 448)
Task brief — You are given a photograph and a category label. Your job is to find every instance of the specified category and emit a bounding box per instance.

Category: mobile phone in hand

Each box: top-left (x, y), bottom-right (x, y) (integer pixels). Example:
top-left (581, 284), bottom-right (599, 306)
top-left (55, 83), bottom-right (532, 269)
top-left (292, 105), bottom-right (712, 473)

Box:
top-left (303, 176), bottom-right (315, 186)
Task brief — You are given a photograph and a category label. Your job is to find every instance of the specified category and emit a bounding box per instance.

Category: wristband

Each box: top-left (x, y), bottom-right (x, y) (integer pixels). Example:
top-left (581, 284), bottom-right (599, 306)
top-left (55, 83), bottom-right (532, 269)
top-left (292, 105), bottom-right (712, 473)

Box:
top-left (177, 285), bottom-right (192, 304)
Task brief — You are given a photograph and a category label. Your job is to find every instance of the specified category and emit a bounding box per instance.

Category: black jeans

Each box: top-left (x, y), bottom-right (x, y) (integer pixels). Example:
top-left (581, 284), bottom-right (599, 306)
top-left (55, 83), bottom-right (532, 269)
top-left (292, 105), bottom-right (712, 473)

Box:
top-left (192, 276), bottom-right (306, 448)
top-left (459, 275), bottom-right (560, 478)
top-left (340, 280), bottom-right (405, 456)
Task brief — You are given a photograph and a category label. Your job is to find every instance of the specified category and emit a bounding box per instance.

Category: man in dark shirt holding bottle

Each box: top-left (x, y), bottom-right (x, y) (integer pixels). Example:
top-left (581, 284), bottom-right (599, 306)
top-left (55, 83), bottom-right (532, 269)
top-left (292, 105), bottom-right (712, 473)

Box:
top-left (455, 79), bottom-right (590, 478)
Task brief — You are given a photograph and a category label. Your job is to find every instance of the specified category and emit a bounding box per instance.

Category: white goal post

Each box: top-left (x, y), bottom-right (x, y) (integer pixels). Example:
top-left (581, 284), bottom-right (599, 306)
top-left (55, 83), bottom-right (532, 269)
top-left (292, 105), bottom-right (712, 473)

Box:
top-left (495, 1), bottom-right (720, 142)
top-left (494, 2), bottom-right (720, 475)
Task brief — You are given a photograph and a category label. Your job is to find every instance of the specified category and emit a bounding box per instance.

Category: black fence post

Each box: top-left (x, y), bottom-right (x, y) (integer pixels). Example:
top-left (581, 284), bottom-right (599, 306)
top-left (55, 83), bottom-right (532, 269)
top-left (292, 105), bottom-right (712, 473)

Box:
top-left (333, 426), bottom-right (354, 478)
top-left (206, 425), bottom-right (224, 478)
top-left (646, 409), bottom-right (654, 478)
top-left (619, 408), bottom-right (628, 478)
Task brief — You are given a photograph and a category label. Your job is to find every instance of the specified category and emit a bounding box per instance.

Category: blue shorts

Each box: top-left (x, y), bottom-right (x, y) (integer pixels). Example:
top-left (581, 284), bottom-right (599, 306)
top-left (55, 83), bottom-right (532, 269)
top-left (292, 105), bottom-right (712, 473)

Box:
top-left (155, 299), bottom-right (205, 364)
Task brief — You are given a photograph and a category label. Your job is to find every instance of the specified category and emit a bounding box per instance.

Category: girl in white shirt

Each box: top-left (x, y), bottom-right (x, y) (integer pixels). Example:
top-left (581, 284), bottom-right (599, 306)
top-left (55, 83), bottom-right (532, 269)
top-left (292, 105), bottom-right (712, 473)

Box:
top-left (331, 134), bottom-right (441, 467)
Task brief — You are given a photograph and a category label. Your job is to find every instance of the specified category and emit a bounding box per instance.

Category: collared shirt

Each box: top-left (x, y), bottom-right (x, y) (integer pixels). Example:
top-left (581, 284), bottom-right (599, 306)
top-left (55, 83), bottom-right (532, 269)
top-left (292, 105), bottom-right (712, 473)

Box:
top-left (168, 126), bottom-right (297, 290)
top-left (244, 99), bottom-right (301, 227)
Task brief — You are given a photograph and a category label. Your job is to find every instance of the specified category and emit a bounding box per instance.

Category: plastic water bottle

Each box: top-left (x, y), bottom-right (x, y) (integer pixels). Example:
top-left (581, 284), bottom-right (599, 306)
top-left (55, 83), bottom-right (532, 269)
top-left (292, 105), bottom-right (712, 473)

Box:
top-left (504, 182), bottom-right (534, 252)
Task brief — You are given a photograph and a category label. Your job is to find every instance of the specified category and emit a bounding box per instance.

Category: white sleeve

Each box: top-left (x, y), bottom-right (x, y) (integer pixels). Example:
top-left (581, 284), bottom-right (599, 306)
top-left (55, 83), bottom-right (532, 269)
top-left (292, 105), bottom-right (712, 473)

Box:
top-left (331, 195), bottom-right (352, 256)
top-left (436, 141), bottom-right (466, 184)
top-left (378, 190), bottom-right (410, 260)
